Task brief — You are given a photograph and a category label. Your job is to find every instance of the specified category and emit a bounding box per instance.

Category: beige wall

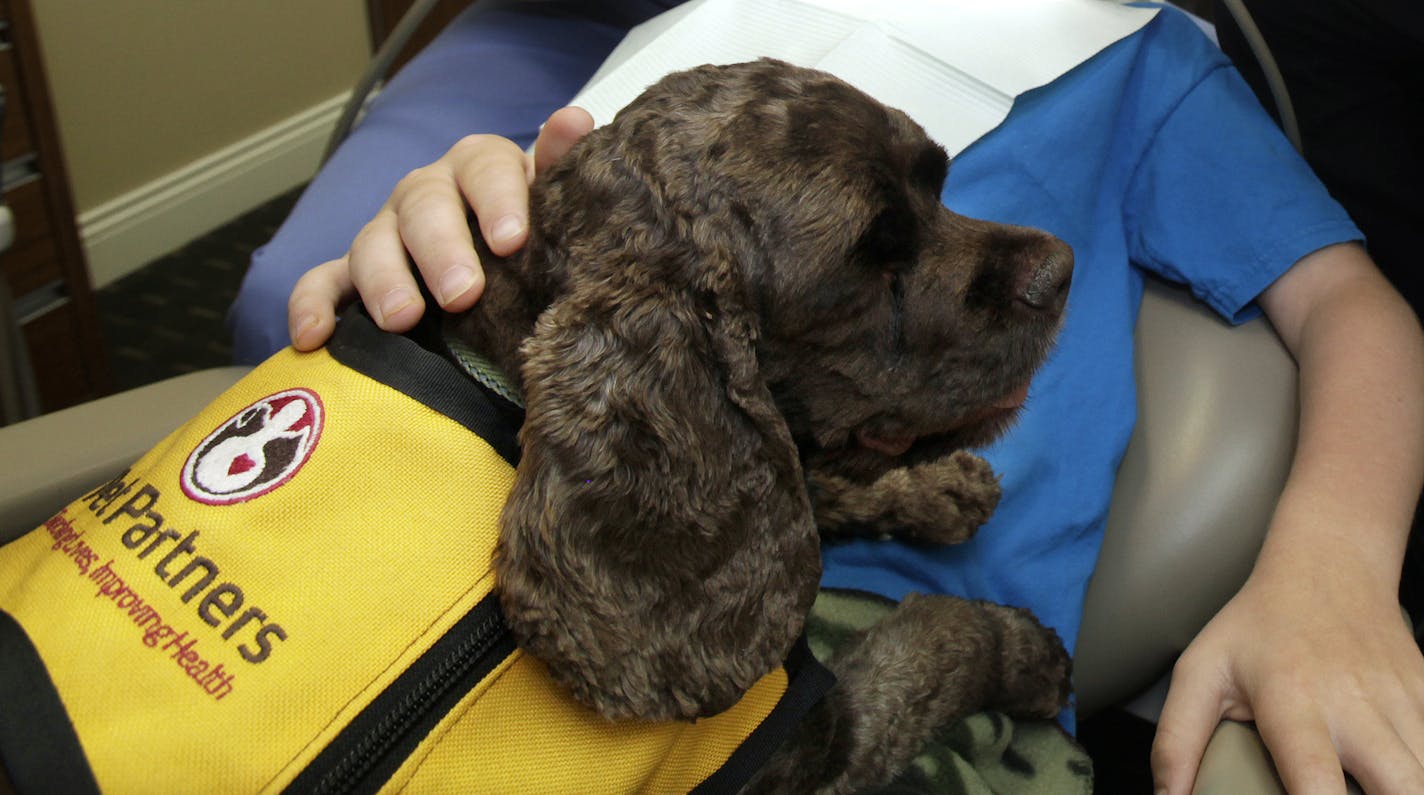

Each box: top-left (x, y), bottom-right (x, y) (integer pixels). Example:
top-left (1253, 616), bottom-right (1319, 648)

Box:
top-left (30, 1), bottom-right (371, 213)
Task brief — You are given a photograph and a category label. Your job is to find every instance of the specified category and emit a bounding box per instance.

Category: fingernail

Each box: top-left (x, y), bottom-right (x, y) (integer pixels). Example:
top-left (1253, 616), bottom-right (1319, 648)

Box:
top-left (290, 313), bottom-right (318, 345)
top-left (437, 265), bottom-right (477, 306)
top-left (377, 287), bottom-right (415, 326)
top-left (490, 214), bottom-right (525, 247)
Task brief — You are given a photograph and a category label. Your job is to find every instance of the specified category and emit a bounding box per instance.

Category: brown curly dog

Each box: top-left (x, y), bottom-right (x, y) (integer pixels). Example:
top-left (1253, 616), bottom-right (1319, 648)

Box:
top-left (450, 59), bottom-right (1075, 792)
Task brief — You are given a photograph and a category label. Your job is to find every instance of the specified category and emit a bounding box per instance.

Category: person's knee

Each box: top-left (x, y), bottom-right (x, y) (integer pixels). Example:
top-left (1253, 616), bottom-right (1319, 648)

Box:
top-left (229, 246), bottom-right (304, 364)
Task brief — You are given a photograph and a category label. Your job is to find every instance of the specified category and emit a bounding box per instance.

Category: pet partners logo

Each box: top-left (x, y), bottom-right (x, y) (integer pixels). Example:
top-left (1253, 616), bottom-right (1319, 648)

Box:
top-left (181, 388), bottom-right (323, 505)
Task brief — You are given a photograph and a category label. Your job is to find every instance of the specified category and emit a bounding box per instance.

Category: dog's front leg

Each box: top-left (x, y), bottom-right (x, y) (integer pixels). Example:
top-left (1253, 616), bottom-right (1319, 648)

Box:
top-left (809, 451), bottom-right (1000, 545)
top-left (745, 593), bottom-right (1071, 794)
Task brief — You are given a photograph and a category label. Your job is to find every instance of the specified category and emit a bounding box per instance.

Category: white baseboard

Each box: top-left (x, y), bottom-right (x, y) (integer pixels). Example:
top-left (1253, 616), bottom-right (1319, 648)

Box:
top-left (79, 91), bottom-right (351, 288)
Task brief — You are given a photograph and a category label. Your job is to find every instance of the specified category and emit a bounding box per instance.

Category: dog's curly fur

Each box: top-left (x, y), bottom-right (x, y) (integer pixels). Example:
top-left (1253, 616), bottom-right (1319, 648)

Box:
top-left (451, 59), bottom-right (1075, 789)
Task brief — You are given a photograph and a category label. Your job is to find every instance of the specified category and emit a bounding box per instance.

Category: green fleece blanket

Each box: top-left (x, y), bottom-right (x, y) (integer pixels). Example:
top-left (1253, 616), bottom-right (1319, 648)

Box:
top-left (807, 589), bottom-right (1093, 795)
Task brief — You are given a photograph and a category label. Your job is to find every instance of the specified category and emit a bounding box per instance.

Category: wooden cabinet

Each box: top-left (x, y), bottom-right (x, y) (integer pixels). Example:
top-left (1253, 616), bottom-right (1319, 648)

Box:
top-left (1, 0), bottom-right (109, 415)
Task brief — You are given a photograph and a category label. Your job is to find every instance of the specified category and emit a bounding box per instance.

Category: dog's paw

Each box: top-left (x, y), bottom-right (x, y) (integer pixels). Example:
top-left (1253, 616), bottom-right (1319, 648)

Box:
top-left (809, 451), bottom-right (1000, 543)
top-left (886, 451), bottom-right (1001, 544)
top-left (978, 601), bottom-right (1073, 719)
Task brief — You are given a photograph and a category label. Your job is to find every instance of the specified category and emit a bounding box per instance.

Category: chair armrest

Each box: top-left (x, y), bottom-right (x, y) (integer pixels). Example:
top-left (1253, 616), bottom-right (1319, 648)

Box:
top-left (1076, 279), bottom-right (1298, 715)
top-left (1192, 721), bottom-right (1285, 795)
top-left (0, 367), bottom-right (249, 544)
top-left (1190, 720), bottom-right (1365, 794)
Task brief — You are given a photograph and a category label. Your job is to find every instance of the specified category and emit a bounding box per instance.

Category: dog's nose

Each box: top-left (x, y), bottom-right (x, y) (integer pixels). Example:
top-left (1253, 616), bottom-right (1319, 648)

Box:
top-left (1014, 238), bottom-right (1074, 317)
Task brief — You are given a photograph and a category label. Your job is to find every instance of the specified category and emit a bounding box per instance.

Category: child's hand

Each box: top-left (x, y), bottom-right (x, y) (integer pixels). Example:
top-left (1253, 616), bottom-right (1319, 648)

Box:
top-left (287, 107), bottom-right (595, 350)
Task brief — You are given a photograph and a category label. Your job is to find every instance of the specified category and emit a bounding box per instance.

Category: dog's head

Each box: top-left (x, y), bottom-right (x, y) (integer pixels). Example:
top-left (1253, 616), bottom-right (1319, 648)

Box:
top-left (679, 64), bottom-right (1072, 481)
top-left (485, 59), bottom-right (1071, 721)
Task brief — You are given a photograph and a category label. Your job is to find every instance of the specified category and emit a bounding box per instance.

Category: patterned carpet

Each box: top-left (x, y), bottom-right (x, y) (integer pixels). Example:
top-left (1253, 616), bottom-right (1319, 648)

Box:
top-left (94, 186), bottom-right (303, 392)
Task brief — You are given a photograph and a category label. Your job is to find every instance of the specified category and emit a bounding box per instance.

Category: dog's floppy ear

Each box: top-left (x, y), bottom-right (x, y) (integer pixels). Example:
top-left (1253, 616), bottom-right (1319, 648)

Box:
top-left (493, 243), bottom-right (822, 721)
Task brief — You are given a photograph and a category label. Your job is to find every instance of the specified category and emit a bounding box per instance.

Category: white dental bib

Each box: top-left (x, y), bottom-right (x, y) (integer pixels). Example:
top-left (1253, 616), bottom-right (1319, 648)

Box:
top-left (571, 0), bottom-right (1160, 156)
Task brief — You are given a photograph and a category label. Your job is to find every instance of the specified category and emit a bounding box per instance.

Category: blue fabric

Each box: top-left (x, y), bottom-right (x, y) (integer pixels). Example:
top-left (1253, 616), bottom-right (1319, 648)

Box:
top-left (229, 2), bottom-right (1361, 727)
top-left (818, 9), bottom-right (1359, 729)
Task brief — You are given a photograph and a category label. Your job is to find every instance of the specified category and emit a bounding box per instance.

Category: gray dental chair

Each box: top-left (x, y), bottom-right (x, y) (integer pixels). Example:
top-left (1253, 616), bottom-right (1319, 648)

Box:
top-left (0, 277), bottom-right (1310, 792)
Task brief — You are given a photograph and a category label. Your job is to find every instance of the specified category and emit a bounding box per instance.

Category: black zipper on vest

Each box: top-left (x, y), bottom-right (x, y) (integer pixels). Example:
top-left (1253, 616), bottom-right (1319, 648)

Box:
top-left (284, 593), bottom-right (517, 795)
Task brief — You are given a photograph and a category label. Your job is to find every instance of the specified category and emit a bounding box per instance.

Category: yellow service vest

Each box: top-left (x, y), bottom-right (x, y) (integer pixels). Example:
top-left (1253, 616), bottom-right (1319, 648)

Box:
top-left (0, 311), bottom-right (831, 795)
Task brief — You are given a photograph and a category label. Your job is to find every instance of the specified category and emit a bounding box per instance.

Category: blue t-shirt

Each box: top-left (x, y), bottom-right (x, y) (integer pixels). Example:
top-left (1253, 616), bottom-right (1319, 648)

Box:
top-left (820, 7), bottom-right (1360, 690)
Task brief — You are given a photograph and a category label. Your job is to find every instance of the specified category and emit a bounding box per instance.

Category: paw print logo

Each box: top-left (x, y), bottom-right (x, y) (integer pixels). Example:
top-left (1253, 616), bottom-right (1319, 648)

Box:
top-left (181, 388), bottom-right (324, 505)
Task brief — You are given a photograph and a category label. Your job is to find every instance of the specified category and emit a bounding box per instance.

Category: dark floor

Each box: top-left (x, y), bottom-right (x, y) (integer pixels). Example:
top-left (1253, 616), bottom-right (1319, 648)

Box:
top-left (94, 185), bottom-right (303, 393)
top-left (1079, 709), bottom-right (1157, 792)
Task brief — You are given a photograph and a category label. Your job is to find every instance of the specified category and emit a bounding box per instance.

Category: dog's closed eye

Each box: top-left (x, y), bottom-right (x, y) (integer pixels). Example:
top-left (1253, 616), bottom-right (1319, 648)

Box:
top-left (856, 143), bottom-right (946, 273)
top-left (911, 143), bottom-right (950, 195)
top-left (858, 208), bottom-right (916, 269)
